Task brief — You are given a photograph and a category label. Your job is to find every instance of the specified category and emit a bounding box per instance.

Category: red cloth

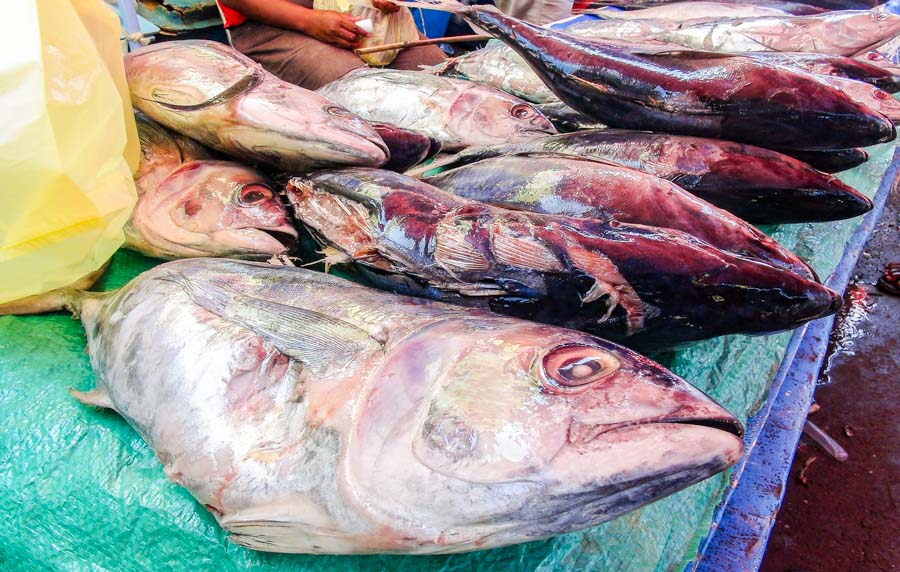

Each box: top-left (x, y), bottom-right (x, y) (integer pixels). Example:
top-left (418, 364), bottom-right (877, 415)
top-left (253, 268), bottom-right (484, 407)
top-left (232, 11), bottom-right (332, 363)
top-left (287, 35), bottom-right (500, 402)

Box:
top-left (216, 1), bottom-right (246, 28)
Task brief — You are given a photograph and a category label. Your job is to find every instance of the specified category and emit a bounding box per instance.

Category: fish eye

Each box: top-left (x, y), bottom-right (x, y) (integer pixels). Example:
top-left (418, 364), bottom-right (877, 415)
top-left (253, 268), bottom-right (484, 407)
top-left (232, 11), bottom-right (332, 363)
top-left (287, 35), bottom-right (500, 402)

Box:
top-left (326, 105), bottom-right (353, 118)
top-left (510, 104), bottom-right (535, 120)
top-left (237, 184), bottom-right (274, 206)
top-left (540, 344), bottom-right (620, 391)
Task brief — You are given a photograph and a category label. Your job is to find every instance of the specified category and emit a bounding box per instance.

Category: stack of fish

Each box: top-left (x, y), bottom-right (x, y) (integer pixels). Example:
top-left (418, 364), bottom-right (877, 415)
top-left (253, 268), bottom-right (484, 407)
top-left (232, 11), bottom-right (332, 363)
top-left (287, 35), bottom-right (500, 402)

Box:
top-left (24, 0), bottom-right (898, 555)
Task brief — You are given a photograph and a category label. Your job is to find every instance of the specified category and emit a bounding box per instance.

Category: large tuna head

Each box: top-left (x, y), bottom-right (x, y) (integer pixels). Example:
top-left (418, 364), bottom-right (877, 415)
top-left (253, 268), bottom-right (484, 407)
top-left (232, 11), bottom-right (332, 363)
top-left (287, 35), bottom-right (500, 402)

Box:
top-left (346, 318), bottom-right (743, 551)
top-left (447, 84), bottom-right (557, 147)
top-left (125, 40), bottom-right (388, 170)
top-left (128, 161), bottom-right (297, 259)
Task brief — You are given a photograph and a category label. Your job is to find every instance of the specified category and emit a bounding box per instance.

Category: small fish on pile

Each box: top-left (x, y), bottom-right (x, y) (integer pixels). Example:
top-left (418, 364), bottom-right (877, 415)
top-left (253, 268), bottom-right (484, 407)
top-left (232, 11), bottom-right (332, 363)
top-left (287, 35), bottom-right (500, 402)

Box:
top-left (67, 258), bottom-right (744, 553)
top-left (126, 115), bottom-right (297, 260)
top-left (317, 68), bottom-right (556, 151)
top-left (125, 40), bottom-right (388, 170)
top-left (286, 168), bottom-right (841, 349)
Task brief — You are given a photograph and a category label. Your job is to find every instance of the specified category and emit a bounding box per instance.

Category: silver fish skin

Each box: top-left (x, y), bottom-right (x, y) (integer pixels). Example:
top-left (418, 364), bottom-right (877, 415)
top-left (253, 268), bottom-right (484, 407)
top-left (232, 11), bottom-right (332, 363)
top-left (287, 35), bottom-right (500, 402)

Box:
top-left (586, 2), bottom-right (790, 21)
top-left (126, 116), bottom-right (297, 260)
top-left (125, 41), bottom-right (388, 170)
top-left (567, 7), bottom-right (900, 56)
top-left (810, 74), bottom-right (900, 123)
top-left (318, 68), bottom-right (556, 151)
top-left (73, 258), bottom-right (744, 554)
top-left (439, 41), bottom-right (557, 104)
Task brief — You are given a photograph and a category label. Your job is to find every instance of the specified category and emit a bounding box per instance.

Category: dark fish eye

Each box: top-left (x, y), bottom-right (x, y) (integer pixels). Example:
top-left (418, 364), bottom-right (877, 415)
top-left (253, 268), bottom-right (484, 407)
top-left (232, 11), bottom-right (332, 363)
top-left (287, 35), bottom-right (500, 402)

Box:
top-left (238, 183), bottom-right (274, 206)
top-left (541, 344), bottom-right (620, 390)
top-left (510, 104), bottom-right (535, 120)
top-left (326, 105), bottom-right (353, 118)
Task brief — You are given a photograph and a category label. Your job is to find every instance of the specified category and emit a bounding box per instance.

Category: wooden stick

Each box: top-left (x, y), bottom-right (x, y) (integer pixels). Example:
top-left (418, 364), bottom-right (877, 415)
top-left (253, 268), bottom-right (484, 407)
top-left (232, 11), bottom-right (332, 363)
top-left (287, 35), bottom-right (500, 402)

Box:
top-left (355, 34), bottom-right (489, 56)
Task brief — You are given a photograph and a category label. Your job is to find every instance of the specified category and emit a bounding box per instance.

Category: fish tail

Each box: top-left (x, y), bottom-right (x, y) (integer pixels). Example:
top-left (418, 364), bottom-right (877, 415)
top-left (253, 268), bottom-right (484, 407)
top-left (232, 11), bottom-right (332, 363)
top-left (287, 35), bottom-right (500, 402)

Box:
top-left (0, 262), bottom-right (112, 316)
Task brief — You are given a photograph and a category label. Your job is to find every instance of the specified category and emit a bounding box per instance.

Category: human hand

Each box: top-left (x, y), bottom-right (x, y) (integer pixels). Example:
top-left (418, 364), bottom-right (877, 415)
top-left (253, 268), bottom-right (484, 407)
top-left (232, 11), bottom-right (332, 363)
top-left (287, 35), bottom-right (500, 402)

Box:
top-left (304, 10), bottom-right (368, 49)
top-left (371, 0), bottom-right (401, 13)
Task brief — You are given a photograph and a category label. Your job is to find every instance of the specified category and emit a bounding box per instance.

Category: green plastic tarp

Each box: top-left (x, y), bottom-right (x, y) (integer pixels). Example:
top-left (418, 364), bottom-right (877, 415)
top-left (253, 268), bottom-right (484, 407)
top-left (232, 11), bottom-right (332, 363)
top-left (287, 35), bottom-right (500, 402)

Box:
top-left (0, 142), bottom-right (895, 571)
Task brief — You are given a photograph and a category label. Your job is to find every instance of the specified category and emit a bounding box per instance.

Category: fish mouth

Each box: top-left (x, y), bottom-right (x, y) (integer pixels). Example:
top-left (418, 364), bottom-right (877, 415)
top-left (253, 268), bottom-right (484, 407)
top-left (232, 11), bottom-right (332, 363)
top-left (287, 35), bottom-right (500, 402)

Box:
top-left (262, 228), bottom-right (300, 253)
top-left (655, 416), bottom-right (744, 438)
top-left (568, 414), bottom-right (744, 446)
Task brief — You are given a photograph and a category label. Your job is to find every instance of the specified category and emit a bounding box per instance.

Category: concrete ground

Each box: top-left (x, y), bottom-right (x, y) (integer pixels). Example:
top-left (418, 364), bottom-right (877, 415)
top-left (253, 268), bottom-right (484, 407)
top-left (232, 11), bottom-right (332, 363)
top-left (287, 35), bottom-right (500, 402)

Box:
top-left (761, 185), bottom-right (899, 572)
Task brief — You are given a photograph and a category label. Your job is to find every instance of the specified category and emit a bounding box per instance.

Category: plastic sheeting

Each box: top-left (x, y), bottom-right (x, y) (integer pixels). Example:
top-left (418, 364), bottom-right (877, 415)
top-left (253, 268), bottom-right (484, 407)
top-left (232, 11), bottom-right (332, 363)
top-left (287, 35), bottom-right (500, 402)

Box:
top-left (0, 141), bottom-right (895, 570)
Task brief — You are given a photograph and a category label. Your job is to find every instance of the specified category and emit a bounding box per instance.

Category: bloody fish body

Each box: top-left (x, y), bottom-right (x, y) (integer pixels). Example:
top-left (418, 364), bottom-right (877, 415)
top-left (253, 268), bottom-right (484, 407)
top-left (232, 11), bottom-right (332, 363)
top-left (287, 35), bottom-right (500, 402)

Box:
top-left (371, 123), bottom-right (440, 172)
top-left (127, 116), bottom-right (297, 259)
top-left (423, 154), bottom-right (816, 279)
top-left (125, 41), bottom-right (388, 170)
top-left (418, 130), bottom-right (873, 224)
top-left (71, 258), bottom-right (744, 553)
top-left (286, 168), bottom-right (840, 349)
top-left (451, 8), bottom-right (896, 151)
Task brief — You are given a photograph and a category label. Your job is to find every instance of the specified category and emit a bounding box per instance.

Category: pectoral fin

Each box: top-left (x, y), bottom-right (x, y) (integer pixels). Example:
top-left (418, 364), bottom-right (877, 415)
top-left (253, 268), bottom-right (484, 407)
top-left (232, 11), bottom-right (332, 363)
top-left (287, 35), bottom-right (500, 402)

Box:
top-left (169, 276), bottom-right (382, 372)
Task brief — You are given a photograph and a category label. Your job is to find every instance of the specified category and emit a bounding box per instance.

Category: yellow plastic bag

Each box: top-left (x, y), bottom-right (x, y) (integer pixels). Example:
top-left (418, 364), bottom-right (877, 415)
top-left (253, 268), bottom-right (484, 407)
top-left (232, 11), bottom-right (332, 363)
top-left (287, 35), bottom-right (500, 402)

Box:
top-left (314, 0), bottom-right (420, 66)
top-left (0, 0), bottom-right (139, 304)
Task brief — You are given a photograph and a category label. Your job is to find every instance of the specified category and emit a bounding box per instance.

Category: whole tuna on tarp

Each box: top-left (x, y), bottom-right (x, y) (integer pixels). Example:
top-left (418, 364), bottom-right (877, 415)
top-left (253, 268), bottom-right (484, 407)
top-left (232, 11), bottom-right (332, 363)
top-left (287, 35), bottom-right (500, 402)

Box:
top-left (127, 115), bottom-right (297, 259)
top-left (317, 68), bottom-right (556, 151)
top-left (416, 130), bottom-right (873, 224)
top-left (286, 168), bottom-right (840, 349)
top-left (422, 153), bottom-right (816, 279)
top-left (125, 41), bottom-right (388, 170)
top-left (404, 1), bottom-right (896, 151)
top-left (69, 258), bottom-right (744, 553)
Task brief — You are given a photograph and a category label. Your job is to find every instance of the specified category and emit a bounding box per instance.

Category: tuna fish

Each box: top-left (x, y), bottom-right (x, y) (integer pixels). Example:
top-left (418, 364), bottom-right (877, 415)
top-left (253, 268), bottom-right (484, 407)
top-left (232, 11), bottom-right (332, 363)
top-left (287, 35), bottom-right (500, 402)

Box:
top-left (566, 6), bottom-right (900, 56)
top-left (286, 168), bottom-right (841, 349)
top-left (371, 123), bottom-right (440, 172)
top-left (396, 2), bottom-right (896, 151)
top-left (414, 130), bottom-right (873, 224)
top-left (317, 68), bottom-right (556, 151)
top-left (125, 40), bottom-right (388, 170)
top-left (421, 154), bottom-right (816, 279)
top-left (70, 258), bottom-right (745, 553)
top-left (586, 1), bottom-right (791, 21)
top-left (127, 116), bottom-right (297, 260)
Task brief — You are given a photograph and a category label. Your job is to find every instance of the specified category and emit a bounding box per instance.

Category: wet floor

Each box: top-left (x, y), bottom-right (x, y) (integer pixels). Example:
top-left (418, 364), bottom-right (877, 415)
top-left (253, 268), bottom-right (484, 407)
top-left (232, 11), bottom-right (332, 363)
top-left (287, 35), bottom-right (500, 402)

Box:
top-left (761, 185), bottom-right (899, 572)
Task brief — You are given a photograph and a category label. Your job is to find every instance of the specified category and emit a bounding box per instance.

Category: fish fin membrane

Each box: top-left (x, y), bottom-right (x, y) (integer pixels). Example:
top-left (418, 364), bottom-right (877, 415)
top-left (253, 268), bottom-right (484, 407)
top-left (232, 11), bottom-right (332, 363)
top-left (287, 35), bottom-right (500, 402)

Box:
top-left (223, 517), bottom-right (361, 554)
top-left (167, 274), bottom-right (382, 372)
top-left (69, 388), bottom-right (115, 410)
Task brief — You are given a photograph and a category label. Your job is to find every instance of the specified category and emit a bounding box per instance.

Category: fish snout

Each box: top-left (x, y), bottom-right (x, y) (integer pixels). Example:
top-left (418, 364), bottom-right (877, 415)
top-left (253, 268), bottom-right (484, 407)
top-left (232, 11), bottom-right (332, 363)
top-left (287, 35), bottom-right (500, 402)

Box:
top-left (859, 110), bottom-right (897, 145)
top-left (566, 352), bottom-right (744, 449)
top-left (333, 114), bottom-right (391, 164)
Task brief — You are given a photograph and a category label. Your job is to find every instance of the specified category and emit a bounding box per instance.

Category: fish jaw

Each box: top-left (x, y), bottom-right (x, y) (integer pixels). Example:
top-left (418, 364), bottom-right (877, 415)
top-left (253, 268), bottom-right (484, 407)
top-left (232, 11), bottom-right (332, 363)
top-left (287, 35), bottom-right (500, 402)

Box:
top-left (230, 82), bottom-right (389, 169)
